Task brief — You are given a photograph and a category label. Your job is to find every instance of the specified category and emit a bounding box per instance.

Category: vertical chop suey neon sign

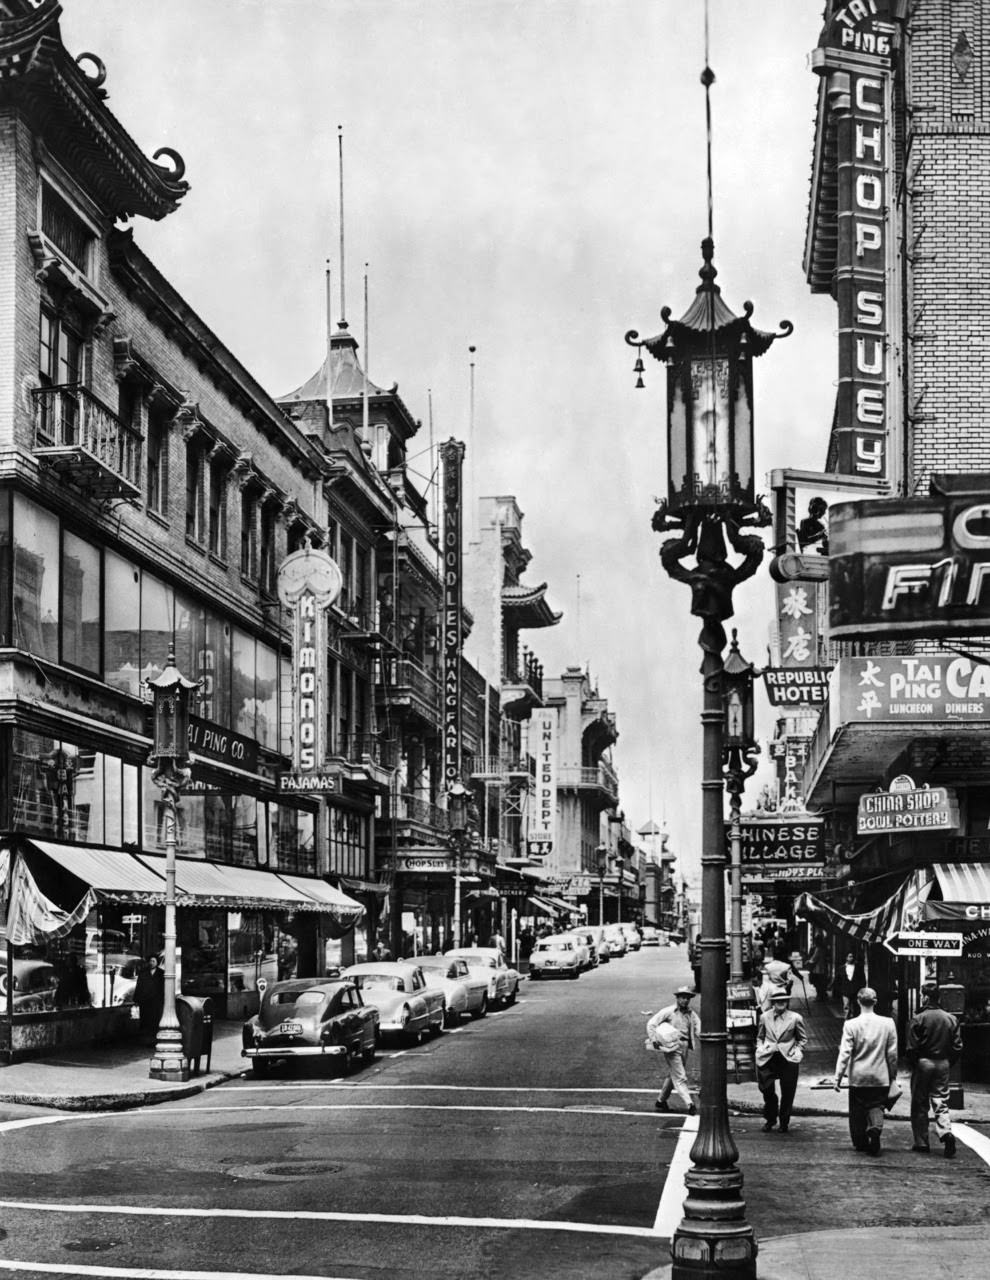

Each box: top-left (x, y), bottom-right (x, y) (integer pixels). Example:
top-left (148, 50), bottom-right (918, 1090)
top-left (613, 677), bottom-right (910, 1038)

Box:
top-left (276, 546), bottom-right (342, 775)
top-left (441, 440), bottom-right (466, 790)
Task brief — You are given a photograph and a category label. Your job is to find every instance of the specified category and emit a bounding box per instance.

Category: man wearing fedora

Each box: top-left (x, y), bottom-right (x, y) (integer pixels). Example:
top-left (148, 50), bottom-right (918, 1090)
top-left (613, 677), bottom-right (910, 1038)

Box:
top-left (646, 986), bottom-right (700, 1114)
top-left (834, 985), bottom-right (899, 1156)
top-left (755, 988), bottom-right (808, 1133)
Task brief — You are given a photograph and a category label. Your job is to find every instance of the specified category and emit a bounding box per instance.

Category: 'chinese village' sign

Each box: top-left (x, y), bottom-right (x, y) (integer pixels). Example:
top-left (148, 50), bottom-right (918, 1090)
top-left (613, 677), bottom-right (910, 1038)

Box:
top-left (737, 817), bottom-right (826, 868)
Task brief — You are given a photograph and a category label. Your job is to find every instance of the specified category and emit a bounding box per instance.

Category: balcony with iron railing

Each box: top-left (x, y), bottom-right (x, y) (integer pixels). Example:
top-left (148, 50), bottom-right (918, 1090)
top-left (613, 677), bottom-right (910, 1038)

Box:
top-left (502, 647), bottom-right (543, 717)
top-left (33, 384), bottom-right (142, 501)
top-left (376, 656), bottom-right (441, 725)
top-left (557, 760), bottom-right (620, 806)
top-left (470, 755), bottom-right (534, 781)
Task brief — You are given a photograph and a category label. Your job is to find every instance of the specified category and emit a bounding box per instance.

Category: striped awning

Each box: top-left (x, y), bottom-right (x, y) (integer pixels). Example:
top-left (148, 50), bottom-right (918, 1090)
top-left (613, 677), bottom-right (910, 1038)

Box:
top-left (529, 895), bottom-right (579, 916)
top-left (922, 863), bottom-right (990, 924)
top-left (794, 870), bottom-right (926, 944)
top-left (30, 840), bottom-right (169, 903)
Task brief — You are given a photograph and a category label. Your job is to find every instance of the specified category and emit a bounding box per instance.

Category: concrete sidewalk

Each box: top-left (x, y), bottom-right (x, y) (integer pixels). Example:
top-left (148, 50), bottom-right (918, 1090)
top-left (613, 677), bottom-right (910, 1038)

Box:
top-left (0, 1020), bottom-right (248, 1110)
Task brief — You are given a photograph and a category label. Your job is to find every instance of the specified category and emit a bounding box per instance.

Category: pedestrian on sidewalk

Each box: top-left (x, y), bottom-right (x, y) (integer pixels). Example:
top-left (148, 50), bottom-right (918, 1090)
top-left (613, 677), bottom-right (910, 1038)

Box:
top-left (756, 989), bottom-right (808, 1134)
top-left (134, 955), bottom-right (165, 1044)
top-left (807, 932), bottom-right (829, 1003)
top-left (646, 985), bottom-right (700, 1115)
top-left (834, 950), bottom-right (867, 1018)
top-left (907, 981), bottom-right (963, 1159)
top-left (833, 986), bottom-right (898, 1156)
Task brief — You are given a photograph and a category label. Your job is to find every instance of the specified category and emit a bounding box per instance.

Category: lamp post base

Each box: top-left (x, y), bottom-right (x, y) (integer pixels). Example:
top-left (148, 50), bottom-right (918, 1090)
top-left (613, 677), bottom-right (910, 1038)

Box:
top-left (149, 1024), bottom-right (190, 1082)
top-left (670, 1166), bottom-right (757, 1280)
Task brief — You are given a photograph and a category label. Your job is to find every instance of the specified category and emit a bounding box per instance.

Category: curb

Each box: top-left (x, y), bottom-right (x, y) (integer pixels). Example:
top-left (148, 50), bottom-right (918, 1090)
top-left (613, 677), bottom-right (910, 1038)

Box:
top-left (0, 1067), bottom-right (244, 1113)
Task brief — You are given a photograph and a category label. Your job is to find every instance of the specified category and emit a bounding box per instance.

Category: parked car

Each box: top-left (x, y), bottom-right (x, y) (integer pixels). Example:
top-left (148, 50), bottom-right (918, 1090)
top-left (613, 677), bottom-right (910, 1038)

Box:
top-left (445, 947), bottom-right (520, 1007)
top-left (416, 954), bottom-right (490, 1023)
top-left (620, 924), bottom-right (643, 951)
top-left (602, 925), bottom-right (627, 957)
top-left (0, 959), bottom-right (59, 1012)
top-left (241, 977), bottom-right (379, 1076)
top-left (641, 927), bottom-right (661, 947)
top-left (85, 954), bottom-right (143, 1007)
top-left (529, 937), bottom-right (581, 980)
top-left (342, 961), bottom-right (446, 1042)
top-left (563, 928), bottom-right (601, 968)
top-left (581, 925), bottom-right (611, 963)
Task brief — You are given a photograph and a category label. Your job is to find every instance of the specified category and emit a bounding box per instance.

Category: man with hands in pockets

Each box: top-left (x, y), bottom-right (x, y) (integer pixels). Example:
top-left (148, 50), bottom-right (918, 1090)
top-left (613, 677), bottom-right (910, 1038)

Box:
top-left (647, 986), bottom-right (701, 1114)
top-left (756, 988), bottom-right (808, 1133)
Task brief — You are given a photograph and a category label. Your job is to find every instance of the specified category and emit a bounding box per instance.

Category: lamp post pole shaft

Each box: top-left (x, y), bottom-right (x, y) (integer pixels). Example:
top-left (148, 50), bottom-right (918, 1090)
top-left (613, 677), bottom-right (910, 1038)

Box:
top-left (671, 636), bottom-right (756, 1280)
top-left (149, 779), bottom-right (189, 1082)
top-left (728, 789), bottom-right (744, 983)
top-left (599, 874), bottom-right (605, 927)
top-left (453, 846), bottom-right (462, 948)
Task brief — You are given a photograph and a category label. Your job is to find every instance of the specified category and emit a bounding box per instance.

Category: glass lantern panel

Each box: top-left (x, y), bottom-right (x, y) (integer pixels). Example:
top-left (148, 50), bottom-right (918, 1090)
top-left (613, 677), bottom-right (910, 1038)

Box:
top-left (733, 378), bottom-right (754, 502)
top-left (690, 357), bottom-right (731, 504)
top-left (667, 381), bottom-right (688, 508)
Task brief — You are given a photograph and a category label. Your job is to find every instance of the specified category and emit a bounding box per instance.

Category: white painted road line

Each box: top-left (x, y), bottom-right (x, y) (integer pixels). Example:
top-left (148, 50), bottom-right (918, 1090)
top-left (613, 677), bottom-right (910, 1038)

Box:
top-left (954, 1122), bottom-right (990, 1167)
top-left (0, 1265), bottom-right (362, 1280)
top-left (232, 1083), bottom-right (659, 1094)
top-left (0, 1199), bottom-right (660, 1240)
top-left (130, 1103), bottom-right (661, 1119)
top-left (653, 1114), bottom-right (698, 1237)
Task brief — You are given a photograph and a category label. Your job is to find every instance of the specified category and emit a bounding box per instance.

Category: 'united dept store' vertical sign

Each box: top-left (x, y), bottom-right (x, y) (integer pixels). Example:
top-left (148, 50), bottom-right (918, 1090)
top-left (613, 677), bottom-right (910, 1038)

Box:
top-left (276, 546), bottom-right (343, 793)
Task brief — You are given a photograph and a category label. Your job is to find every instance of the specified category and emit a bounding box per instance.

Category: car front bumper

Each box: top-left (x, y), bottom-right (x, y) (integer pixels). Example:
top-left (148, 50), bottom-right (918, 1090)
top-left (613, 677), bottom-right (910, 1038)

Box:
top-left (243, 1044), bottom-right (347, 1059)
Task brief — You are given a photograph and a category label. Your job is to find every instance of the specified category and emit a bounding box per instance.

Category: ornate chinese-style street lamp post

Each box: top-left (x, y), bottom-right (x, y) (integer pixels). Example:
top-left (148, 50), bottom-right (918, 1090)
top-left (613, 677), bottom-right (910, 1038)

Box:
top-left (146, 647), bottom-right (200, 1082)
top-left (626, 236), bottom-right (790, 1279)
top-left (722, 631), bottom-right (759, 984)
top-left (447, 781), bottom-right (470, 948)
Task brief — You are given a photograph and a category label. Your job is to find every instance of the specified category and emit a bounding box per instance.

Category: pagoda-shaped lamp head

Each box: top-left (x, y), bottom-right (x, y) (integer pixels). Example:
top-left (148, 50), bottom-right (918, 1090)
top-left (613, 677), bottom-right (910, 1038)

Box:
top-left (447, 780), bottom-right (470, 837)
top-left (146, 647), bottom-right (200, 769)
top-left (722, 629), bottom-right (756, 751)
top-left (627, 238), bottom-right (791, 518)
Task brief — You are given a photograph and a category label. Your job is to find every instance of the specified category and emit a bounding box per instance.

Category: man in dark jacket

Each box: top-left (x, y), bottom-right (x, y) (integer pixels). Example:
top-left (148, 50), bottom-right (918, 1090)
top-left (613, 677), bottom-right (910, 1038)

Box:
top-left (907, 981), bottom-right (963, 1158)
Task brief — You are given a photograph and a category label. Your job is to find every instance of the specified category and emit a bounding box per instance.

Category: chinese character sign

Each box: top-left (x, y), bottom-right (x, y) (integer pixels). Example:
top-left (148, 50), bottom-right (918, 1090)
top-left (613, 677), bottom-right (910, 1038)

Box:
top-left (776, 581), bottom-right (823, 669)
top-left (527, 708), bottom-right (557, 858)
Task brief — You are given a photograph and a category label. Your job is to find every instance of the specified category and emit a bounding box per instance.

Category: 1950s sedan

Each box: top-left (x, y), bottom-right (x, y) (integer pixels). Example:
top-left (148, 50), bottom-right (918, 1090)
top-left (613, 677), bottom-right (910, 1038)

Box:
top-left (342, 962), bottom-right (446, 1043)
top-left (416, 953), bottom-right (491, 1023)
top-left (241, 978), bottom-right (379, 1076)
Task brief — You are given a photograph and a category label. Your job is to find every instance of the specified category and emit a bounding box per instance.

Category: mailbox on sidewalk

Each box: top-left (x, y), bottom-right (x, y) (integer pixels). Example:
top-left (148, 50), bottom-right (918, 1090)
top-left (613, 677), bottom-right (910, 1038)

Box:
top-left (175, 995), bottom-right (214, 1076)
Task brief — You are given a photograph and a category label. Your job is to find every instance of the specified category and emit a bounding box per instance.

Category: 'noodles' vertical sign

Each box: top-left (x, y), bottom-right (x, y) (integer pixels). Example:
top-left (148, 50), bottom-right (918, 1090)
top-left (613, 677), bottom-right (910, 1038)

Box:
top-left (441, 439), bottom-right (466, 790)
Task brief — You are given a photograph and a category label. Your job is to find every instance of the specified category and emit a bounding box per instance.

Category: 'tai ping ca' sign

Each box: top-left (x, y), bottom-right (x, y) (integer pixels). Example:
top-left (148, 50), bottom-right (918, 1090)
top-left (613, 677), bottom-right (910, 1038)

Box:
top-left (857, 775), bottom-right (960, 836)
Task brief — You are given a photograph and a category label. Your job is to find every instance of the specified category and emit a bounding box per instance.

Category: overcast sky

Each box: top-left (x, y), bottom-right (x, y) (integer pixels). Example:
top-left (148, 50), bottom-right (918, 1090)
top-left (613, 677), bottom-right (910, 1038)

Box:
top-left (62, 0), bottom-right (834, 886)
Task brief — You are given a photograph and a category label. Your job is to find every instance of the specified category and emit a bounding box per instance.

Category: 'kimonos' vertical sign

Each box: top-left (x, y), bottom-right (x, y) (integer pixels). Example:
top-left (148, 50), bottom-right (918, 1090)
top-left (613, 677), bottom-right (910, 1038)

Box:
top-left (441, 439), bottom-right (466, 789)
top-left (276, 546), bottom-right (342, 789)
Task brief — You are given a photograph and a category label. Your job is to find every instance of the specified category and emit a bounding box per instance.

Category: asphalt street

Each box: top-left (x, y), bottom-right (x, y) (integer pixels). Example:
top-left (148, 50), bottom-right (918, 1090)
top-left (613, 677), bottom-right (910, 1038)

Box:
top-left (0, 946), bottom-right (986, 1279)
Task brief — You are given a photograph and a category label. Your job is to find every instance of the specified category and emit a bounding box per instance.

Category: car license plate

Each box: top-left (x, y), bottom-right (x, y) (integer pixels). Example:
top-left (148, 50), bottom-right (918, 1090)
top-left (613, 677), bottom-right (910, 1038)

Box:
top-left (279, 1021), bottom-right (303, 1035)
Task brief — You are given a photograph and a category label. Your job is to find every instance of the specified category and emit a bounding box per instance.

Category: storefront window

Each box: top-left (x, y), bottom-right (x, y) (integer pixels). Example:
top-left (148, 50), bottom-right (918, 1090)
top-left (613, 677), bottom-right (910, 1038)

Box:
top-left (104, 551), bottom-right (141, 696)
top-left (231, 794), bottom-right (258, 866)
top-left (328, 806), bottom-right (367, 879)
top-left (12, 494), bottom-right (59, 661)
top-left (61, 530), bottom-right (100, 674)
top-left (231, 627), bottom-right (257, 738)
top-left (140, 570), bottom-right (172, 685)
top-left (227, 911), bottom-right (276, 997)
top-left (256, 642), bottom-right (278, 748)
top-left (179, 910), bottom-right (227, 998)
top-left (269, 803), bottom-right (316, 874)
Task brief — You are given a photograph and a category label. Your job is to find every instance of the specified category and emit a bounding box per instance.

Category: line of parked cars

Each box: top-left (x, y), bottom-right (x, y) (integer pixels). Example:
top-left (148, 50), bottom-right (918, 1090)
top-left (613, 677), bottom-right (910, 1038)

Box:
top-left (241, 946), bottom-right (521, 1076)
top-left (529, 922), bottom-right (642, 980)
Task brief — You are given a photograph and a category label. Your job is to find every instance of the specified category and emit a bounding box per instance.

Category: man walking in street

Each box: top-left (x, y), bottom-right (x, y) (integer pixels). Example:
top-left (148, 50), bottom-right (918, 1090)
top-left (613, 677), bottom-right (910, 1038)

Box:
top-left (907, 981), bottom-right (963, 1158)
top-left (834, 986), bottom-right (899, 1156)
top-left (647, 985), bottom-right (701, 1115)
top-left (756, 989), bottom-right (808, 1134)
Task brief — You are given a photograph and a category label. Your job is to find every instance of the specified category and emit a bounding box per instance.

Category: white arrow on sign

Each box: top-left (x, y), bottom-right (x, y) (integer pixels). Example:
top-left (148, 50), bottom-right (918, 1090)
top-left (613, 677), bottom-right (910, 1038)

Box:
top-left (883, 931), bottom-right (963, 957)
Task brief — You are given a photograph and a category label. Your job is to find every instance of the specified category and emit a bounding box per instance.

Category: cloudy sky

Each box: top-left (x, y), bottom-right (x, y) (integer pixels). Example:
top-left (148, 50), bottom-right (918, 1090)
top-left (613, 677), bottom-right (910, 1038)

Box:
top-left (62, 0), bottom-right (835, 885)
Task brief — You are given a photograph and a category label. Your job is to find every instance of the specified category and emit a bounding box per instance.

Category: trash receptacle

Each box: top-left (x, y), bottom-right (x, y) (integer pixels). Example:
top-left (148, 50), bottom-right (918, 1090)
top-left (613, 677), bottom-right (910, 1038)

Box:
top-left (175, 994), bottom-right (214, 1075)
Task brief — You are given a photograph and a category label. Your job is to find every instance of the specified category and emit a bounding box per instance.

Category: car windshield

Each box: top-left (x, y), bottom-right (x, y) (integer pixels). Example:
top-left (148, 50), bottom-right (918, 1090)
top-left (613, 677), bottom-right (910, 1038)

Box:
top-left (354, 974), bottom-right (403, 992)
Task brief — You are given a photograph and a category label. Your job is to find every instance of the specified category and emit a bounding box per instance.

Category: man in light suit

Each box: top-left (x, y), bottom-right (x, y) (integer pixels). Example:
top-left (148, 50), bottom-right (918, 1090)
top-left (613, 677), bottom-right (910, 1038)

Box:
top-left (834, 986), bottom-right (899, 1156)
top-left (756, 989), bottom-right (808, 1133)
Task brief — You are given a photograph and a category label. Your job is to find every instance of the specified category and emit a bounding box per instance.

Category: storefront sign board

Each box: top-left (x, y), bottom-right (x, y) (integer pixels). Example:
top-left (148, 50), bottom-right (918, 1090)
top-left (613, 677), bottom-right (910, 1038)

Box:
top-left (836, 654), bottom-right (990, 723)
top-left (857, 784), bottom-right (959, 835)
top-left (882, 931), bottom-right (963, 957)
top-left (763, 667), bottom-right (831, 706)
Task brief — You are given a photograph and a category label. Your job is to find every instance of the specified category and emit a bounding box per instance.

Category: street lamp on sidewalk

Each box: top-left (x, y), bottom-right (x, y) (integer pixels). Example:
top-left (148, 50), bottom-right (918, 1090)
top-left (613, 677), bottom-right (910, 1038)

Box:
top-left (447, 781), bottom-right (470, 948)
top-left (595, 844), bottom-right (610, 926)
top-left (626, 234), bottom-right (790, 1279)
top-left (723, 631), bottom-right (759, 984)
top-left (146, 647), bottom-right (200, 1082)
